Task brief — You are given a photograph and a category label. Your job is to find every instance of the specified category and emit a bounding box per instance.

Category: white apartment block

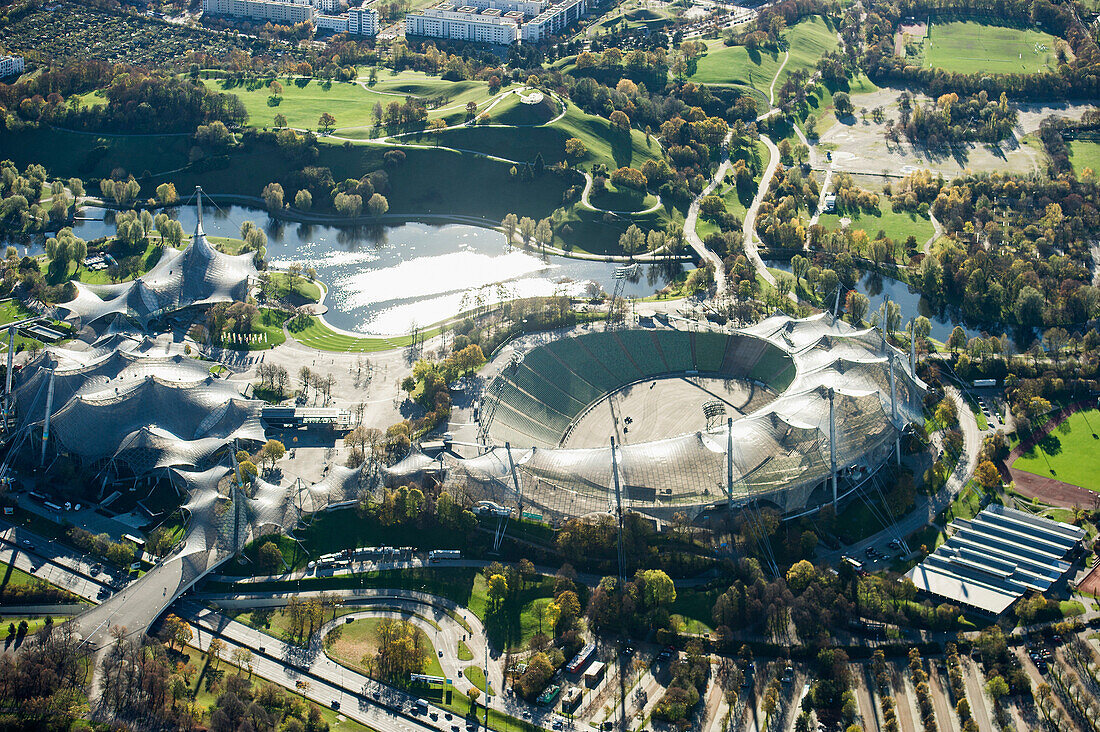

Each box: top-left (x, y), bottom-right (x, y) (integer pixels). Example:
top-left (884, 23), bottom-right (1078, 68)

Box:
top-left (202, 0), bottom-right (316, 24)
top-left (315, 5), bottom-right (379, 35)
top-left (0, 55), bottom-right (24, 79)
top-left (406, 0), bottom-right (586, 44)
top-left (522, 0), bottom-right (585, 41)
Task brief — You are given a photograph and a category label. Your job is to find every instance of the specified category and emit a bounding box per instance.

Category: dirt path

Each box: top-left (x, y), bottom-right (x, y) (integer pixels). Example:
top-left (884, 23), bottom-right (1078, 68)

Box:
top-left (922, 212), bottom-right (943, 255)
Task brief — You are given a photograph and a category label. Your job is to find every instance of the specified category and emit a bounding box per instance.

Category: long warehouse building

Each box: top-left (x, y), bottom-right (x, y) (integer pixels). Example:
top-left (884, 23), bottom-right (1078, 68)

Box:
top-left (906, 504), bottom-right (1085, 616)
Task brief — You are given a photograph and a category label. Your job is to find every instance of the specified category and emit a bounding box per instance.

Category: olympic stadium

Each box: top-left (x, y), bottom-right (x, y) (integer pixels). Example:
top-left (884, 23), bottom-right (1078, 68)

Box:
top-left (396, 313), bottom-right (928, 525)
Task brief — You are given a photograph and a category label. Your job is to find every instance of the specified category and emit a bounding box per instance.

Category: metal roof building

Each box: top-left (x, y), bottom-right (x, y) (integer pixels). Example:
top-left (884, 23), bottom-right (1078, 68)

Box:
top-left (906, 504), bottom-right (1085, 616)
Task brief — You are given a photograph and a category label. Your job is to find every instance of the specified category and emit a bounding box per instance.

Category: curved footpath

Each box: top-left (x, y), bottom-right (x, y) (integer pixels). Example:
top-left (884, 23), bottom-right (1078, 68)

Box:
top-left (683, 51), bottom-right (791, 300)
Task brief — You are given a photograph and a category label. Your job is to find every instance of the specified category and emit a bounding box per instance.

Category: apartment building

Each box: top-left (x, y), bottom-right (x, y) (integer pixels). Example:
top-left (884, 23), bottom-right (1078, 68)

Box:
top-left (405, 0), bottom-right (586, 44)
top-left (0, 56), bottom-right (24, 79)
top-left (202, 0), bottom-right (315, 25)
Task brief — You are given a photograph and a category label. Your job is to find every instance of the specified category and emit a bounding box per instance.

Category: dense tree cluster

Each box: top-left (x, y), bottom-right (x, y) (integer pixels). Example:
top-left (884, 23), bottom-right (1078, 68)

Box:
top-left (0, 624), bottom-right (87, 728)
top-left (2, 65), bottom-right (247, 134)
top-left (887, 90), bottom-right (1018, 147)
top-left (915, 172), bottom-right (1100, 328)
top-left (66, 525), bottom-right (137, 567)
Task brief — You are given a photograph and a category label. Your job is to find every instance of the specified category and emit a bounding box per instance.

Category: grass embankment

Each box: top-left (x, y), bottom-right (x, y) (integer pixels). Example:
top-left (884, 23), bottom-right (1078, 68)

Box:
top-left (186, 645), bottom-right (373, 732)
top-left (288, 316), bottom-right (441, 352)
top-left (688, 16), bottom-right (839, 95)
top-left (817, 201), bottom-right (934, 244)
top-left (919, 20), bottom-right (1060, 75)
top-left (1013, 409), bottom-right (1100, 491)
top-left (0, 129), bottom-right (570, 225)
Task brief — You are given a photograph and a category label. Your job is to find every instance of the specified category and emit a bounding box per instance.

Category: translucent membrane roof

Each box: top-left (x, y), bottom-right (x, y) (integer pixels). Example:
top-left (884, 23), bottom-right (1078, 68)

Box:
top-left (13, 332), bottom-right (264, 474)
top-left (435, 314), bottom-right (926, 522)
top-left (57, 210), bottom-right (256, 330)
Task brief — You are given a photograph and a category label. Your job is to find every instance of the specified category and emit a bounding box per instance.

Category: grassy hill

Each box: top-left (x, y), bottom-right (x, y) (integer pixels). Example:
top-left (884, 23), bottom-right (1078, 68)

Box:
top-left (689, 16), bottom-right (839, 95)
top-left (409, 104), bottom-right (661, 170)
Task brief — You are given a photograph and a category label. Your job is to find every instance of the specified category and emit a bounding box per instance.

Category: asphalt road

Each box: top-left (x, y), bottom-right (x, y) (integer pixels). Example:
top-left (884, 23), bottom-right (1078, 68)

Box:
top-left (180, 601), bottom-right (443, 732)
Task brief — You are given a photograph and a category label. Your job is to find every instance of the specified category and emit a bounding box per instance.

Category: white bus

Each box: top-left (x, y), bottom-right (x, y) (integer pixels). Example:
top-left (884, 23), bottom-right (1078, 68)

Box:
top-left (428, 550), bottom-right (462, 562)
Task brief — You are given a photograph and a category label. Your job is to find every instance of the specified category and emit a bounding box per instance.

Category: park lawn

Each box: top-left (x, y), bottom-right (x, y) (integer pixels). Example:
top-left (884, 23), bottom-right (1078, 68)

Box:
top-left (213, 307), bottom-right (287, 351)
top-left (0, 560), bottom-right (43, 591)
top-left (817, 200), bottom-right (934, 246)
top-left (587, 181), bottom-right (657, 212)
top-left (0, 616), bottom-right (63, 636)
top-left (695, 141), bottom-right (770, 240)
top-left (466, 573), bottom-right (561, 651)
top-left (326, 615), bottom-right (444, 679)
top-left (289, 316), bottom-right (441, 351)
top-left (267, 271), bottom-right (321, 302)
top-left (689, 16), bottom-right (838, 95)
top-left (204, 77), bottom-right (390, 131)
top-left (75, 90), bottom-right (107, 108)
top-left (944, 482), bottom-right (984, 523)
top-left (1013, 409), bottom-right (1100, 491)
top-left (922, 20), bottom-right (1060, 75)
top-left (796, 74), bottom-right (878, 135)
top-left (333, 77), bottom-right (520, 134)
top-left (232, 603), bottom-right (362, 643)
top-left (1068, 140), bottom-right (1100, 174)
top-left (669, 588), bottom-right (718, 636)
top-left (43, 237), bottom-right (170, 286)
top-left (413, 104), bottom-right (662, 170)
top-left (0, 299), bottom-right (36, 326)
top-left (366, 69), bottom-right (492, 98)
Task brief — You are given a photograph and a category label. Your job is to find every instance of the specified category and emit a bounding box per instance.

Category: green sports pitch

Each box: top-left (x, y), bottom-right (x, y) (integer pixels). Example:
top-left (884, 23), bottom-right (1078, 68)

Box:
top-left (922, 20), bottom-right (1060, 75)
top-left (1013, 409), bottom-right (1100, 492)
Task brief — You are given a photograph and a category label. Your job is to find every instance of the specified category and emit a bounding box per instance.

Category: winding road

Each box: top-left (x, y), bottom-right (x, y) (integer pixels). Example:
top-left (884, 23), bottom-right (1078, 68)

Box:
top-left (685, 50), bottom-right (791, 297)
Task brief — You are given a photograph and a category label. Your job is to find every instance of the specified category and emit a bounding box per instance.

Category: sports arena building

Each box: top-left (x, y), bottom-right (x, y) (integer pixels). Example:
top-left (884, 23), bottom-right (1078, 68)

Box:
top-left (389, 313), bottom-right (927, 524)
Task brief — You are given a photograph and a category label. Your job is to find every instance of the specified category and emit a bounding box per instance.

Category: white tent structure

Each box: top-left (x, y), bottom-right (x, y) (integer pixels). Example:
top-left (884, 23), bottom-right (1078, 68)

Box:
top-left (56, 189), bottom-right (257, 330)
top-left (9, 333), bottom-right (264, 476)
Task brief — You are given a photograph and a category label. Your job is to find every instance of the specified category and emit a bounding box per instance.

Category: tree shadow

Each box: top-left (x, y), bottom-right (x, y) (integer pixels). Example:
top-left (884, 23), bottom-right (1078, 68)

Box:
top-left (1037, 432), bottom-right (1062, 457)
top-left (610, 131), bottom-right (636, 168)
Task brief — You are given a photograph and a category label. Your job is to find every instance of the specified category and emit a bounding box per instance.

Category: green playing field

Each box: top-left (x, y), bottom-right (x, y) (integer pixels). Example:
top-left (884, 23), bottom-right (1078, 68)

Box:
top-left (922, 20), bottom-right (1059, 75)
